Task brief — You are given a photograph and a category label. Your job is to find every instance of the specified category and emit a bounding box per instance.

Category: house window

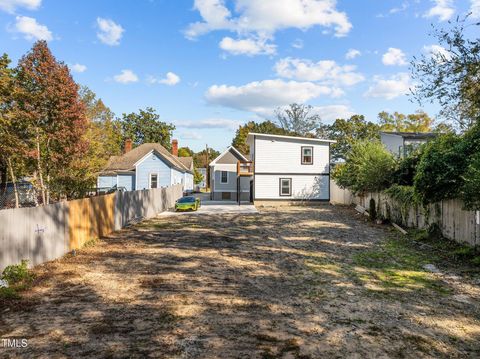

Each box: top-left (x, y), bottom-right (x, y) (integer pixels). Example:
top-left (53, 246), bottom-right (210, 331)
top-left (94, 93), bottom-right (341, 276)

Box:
top-left (150, 173), bottom-right (158, 189)
top-left (301, 146), bottom-right (313, 165)
top-left (279, 178), bottom-right (292, 196)
top-left (221, 171), bottom-right (228, 183)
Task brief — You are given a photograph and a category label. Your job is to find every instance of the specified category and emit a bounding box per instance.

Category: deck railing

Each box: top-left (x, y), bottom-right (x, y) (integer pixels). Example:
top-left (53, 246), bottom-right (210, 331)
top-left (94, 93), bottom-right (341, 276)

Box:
top-left (237, 161), bottom-right (254, 176)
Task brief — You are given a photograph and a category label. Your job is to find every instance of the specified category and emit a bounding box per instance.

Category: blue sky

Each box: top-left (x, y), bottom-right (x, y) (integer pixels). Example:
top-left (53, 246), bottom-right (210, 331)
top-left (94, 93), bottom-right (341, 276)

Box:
top-left (0, 0), bottom-right (478, 152)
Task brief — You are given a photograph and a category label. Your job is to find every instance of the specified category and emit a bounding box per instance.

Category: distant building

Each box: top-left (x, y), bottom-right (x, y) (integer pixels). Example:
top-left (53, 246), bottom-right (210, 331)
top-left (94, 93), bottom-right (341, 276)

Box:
top-left (197, 168), bottom-right (207, 190)
top-left (380, 131), bottom-right (437, 157)
top-left (97, 139), bottom-right (194, 192)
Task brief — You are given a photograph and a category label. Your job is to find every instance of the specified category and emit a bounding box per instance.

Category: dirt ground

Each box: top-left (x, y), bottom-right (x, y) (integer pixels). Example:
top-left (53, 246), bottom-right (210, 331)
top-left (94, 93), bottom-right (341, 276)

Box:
top-left (1, 205), bottom-right (479, 358)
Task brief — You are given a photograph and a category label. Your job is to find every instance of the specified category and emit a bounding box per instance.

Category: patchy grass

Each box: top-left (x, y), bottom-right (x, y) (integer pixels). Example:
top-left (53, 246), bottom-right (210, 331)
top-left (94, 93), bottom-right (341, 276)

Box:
top-left (353, 236), bottom-right (451, 294)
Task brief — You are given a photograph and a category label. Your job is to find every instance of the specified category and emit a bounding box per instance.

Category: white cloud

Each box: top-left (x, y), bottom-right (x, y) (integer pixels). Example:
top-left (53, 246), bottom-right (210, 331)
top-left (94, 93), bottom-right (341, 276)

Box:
top-left (113, 69), bottom-right (138, 84)
top-left (470, 0), bottom-right (480, 18)
top-left (70, 63), bottom-right (87, 73)
top-left (345, 49), bottom-right (361, 60)
top-left (274, 57), bottom-right (364, 87)
top-left (148, 72), bottom-right (181, 86)
top-left (205, 79), bottom-right (342, 115)
top-left (365, 73), bottom-right (413, 100)
top-left (186, 0), bottom-right (352, 55)
top-left (291, 39), bottom-right (304, 49)
top-left (177, 118), bottom-right (243, 130)
top-left (382, 47), bottom-right (408, 66)
top-left (424, 0), bottom-right (455, 21)
top-left (0, 0), bottom-right (41, 13)
top-left (96, 18), bottom-right (124, 46)
top-left (12, 15), bottom-right (52, 41)
top-left (219, 36), bottom-right (276, 56)
top-left (179, 131), bottom-right (203, 140)
top-left (423, 44), bottom-right (452, 61)
top-left (312, 105), bottom-right (355, 122)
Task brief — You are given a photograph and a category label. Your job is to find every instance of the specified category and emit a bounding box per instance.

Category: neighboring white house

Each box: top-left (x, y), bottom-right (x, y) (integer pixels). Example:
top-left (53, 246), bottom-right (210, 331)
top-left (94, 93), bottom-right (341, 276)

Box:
top-left (380, 131), bottom-right (437, 157)
top-left (246, 133), bottom-right (335, 203)
top-left (97, 139), bottom-right (194, 193)
top-left (209, 146), bottom-right (252, 201)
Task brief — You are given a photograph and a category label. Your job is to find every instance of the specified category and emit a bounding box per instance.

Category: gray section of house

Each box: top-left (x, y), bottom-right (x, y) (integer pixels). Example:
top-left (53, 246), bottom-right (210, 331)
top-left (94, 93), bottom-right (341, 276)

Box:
top-left (0, 185), bottom-right (182, 272)
top-left (380, 132), bottom-right (437, 157)
top-left (209, 147), bottom-right (252, 201)
top-left (380, 133), bottom-right (404, 156)
top-left (216, 150), bottom-right (244, 164)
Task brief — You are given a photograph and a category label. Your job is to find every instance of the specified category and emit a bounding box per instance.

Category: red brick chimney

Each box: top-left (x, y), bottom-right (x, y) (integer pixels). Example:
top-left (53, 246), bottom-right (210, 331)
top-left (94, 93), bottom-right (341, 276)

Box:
top-left (124, 139), bottom-right (133, 154)
top-left (171, 139), bottom-right (178, 157)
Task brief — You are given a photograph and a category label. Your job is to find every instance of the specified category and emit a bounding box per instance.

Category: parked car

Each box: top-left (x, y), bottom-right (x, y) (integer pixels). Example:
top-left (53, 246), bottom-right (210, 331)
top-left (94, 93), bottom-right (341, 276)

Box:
top-left (175, 196), bottom-right (201, 211)
top-left (0, 181), bottom-right (37, 208)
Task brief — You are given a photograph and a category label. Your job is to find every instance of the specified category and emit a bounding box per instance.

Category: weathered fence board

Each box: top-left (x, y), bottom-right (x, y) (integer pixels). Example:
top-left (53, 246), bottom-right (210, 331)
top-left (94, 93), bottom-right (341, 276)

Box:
top-left (329, 181), bottom-right (479, 247)
top-left (0, 185), bottom-right (182, 271)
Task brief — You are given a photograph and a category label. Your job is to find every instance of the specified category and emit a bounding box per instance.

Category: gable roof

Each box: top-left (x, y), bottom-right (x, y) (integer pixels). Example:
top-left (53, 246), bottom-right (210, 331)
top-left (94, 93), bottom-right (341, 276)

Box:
top-left (100, 143), bottom-right (193, 174)
top-left (209, 146), bottom-right (248, 166)
top-left (246, 132), bottom-right (336, 143)
top-left (178, 156), bottom-right (194, 171)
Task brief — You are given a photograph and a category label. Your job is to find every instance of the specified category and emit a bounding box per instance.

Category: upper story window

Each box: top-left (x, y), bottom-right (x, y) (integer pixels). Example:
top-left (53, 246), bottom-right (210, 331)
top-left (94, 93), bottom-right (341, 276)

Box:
top-left (301, 146), bottom-right (313, 165)
top-left (150, 173), bottom-right (158, 189)
top-left (221, 171), bottom-right (228, 183)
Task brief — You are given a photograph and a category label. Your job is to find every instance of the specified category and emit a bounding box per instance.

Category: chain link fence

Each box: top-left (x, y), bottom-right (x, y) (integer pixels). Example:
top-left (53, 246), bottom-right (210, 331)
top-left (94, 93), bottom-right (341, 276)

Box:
top-left (0, 182), bottom-right (38, 210)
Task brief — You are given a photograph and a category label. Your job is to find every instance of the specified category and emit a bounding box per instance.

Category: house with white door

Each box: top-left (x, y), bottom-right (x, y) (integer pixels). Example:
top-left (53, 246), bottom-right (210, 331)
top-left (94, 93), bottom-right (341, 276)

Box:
top-left (246, 133), bottom-right (335, 204)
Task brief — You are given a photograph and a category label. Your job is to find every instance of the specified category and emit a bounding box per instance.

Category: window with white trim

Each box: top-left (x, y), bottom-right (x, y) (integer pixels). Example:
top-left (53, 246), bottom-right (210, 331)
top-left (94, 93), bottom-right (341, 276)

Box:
top-left (150, 173), bottom-right (158, 189)
top-left (221, 171), bottom-right (228, 183)
top-left (279, 178), bottom-right (292, 196)
top-left (301, 146), bottom-right (313, 165)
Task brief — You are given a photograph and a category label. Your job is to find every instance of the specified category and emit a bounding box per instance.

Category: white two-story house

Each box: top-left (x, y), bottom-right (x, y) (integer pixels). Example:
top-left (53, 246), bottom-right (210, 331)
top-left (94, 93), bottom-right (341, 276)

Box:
top-left (246, 133), bottom-right (335, 204)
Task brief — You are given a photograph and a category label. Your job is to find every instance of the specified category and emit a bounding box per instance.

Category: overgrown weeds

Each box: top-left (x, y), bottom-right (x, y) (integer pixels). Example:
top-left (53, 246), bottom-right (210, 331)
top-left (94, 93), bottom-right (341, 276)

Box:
top-left (0, 259), bottom-right (35, 301)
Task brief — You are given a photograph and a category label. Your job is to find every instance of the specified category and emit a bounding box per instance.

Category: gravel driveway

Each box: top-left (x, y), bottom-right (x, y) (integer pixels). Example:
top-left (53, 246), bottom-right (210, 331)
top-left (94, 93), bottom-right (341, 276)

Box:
top-left (1, 205), bottom-right (479, 358)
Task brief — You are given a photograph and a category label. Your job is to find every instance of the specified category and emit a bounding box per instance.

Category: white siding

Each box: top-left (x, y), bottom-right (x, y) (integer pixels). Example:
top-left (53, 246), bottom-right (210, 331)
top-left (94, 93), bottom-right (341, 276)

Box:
top-left (255, 174), bottom-right (329, 200)
top-left (254, 136), bottom-right (329, 174)
top-left (184, 172), bottom-right (194, 191)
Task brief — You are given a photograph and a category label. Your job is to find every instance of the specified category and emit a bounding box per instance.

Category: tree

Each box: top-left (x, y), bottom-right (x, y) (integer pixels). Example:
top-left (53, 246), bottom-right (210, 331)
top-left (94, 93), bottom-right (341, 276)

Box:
top-left (411, 17), bottom-right (480, 130)
top-left (232, 120), bottom-right (292, 155)
top-left (332, 141), bottom-right (395, 194)
top-left (413, 134), bottom-right (466, 204)
top-left (120, 107), bottom-right (175, 150)
top-left (275, 103), bottom-right (321, 136)
top-left (0, 53), bottom-right (26, 207)
top-left (16, 41), bottom-right (88, 203)
top-left (316, 115), bottom-right (380, 162)
top-left (377, 111), bottom-right (434, 132)
top-left (193, 168), bottom-right (204, 184)
top-left (178, 147), bottom-right (193, 157)
top-left (193, 148), bottom-right (220, 168)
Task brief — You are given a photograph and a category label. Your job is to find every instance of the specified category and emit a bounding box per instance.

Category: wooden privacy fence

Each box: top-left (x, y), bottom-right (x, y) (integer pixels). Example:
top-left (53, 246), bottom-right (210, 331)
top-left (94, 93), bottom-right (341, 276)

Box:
top-left (330, 181), bottom-right (479, 247)
top-left (0, 185), bottom-right (183, 271)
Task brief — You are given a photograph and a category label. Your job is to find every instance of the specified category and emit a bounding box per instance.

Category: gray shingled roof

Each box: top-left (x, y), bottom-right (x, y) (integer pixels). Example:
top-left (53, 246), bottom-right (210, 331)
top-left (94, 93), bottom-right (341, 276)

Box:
top-left (178, 157), bottom-right (193, 171)
top-left (100, 143), bottom-right (193, 174)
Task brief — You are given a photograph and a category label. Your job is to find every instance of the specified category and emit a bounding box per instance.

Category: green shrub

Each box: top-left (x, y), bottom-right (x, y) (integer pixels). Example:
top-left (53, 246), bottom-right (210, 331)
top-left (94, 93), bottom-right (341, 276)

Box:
top-left (461, 151), bottom-right (480, 210)
top-left (392, 150), bottom-right (422, 186)
top-left (1, 259), bottom-right (32, 286)
top-left (414, 134), bottom-right (467, 205)
top-left (332, 140), bottom-right (395, 194)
